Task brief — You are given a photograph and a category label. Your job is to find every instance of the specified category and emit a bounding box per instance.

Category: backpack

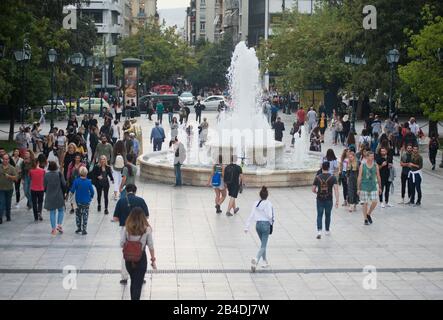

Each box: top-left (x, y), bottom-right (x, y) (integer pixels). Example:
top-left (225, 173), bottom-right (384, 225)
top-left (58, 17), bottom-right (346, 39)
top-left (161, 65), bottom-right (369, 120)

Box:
top-left (316, 174), bottom-right (333, 201)
top-left (211, 166), bottom-right (222, 187)
top-left (362, 136), bottom-right (371, 150)
top-left (114, 154), bottom-right (125, 169)
top-left (223, 164), bottom-right (235, 184)
top-left (429, 139), bottom-right (439, 151)
top-left (122, 233), bottom-right (144, 263)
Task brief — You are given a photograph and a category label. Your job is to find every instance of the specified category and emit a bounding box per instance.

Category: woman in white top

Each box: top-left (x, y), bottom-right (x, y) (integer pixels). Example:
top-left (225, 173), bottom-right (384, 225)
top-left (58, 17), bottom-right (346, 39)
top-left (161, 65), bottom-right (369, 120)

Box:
top-left (120, 208), bottom-right (156, 300)
top-left (56, 129), bottom-right (67, 166)
top-left (244, 186), bottom-right (274, 272)
top-left (111, 120), bottom-right (121, 145)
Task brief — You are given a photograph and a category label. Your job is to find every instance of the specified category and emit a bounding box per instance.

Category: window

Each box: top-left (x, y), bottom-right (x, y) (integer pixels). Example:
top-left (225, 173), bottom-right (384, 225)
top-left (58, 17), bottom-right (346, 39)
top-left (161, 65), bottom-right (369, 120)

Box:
top-left (86, 10), bottom-right (103, 24)
top-left (112, 11), bottom-right (120, 25)
top-left (200, 0), bottom-right (206, 7)
top-left (200, 22), bottom-right (205, 31)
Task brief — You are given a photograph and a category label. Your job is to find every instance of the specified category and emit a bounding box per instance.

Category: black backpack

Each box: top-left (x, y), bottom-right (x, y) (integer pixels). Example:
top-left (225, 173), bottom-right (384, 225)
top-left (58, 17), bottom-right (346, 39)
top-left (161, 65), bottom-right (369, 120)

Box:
top-left (316, 174), bottom-right (333, 201)
top-left (224, 164), bottom-right (235, 184)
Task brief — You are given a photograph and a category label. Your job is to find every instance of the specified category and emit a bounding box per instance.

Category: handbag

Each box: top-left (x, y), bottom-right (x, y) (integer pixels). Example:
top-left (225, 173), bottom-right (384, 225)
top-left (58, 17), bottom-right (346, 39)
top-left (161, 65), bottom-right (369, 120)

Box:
top-left (256, 200), bottom-right (274, 235)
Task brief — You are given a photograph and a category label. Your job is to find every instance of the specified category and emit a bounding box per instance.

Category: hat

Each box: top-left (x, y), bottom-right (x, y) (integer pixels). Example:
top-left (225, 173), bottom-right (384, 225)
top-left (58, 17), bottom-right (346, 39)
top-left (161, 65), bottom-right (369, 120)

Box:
top-left (343, 115), bottom-right (349, 122)
top-left (129, 133), bottom-right (135, 137)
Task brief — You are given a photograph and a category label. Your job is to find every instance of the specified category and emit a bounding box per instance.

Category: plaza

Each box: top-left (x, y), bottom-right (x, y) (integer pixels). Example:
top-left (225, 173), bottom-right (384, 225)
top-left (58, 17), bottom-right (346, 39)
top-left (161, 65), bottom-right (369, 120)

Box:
top-left (1, 114), bottom-right (443, 300)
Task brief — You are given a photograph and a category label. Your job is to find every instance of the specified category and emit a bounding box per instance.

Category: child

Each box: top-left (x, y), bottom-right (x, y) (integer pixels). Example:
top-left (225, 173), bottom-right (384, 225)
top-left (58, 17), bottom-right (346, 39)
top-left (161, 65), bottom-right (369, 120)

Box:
top-left (70, 166), bottom-right (94, 235)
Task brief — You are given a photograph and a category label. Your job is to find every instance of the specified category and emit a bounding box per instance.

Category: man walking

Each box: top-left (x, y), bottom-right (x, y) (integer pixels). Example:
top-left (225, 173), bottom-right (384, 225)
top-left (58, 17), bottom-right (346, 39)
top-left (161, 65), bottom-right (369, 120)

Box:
top-left (224, 155), bottom-right (244, 216)
top-left (113, 184), bottom-right (149, 285)
top-left (312, 162), bottom-right (339, 239)
top-left (307, 107), bottom-right (317, 133)
top-left (173, 137), bottom-right (186, 186)
top-left (375, 147), bottom-right (393, 208)
top-left (273, 117), bottom-right (285, 142)
top-left (399, 144), bottom-right (413, 204)
top-left (194, 99), bottom-right (204, 124)
top-left (150, 122), bottom-right (165, 152)
top-left (0, 154), bottom-right (18, 224)
top-left (93, 135), bottom-right (113, 164)
top-left (357, 151), bottom-right (382, 225)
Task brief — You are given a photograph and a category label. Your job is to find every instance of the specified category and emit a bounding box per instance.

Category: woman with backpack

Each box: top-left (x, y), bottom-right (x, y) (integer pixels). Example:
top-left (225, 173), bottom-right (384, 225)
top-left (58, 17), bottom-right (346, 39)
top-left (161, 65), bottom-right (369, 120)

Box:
top-left (429, 134), bottom-right (440, 170)
top-left (93, 155), bottom-right (114, 215)
top-left (207, 155), bottom-right (226, 214)
top-left (120, 207), bottom-right (156, 300)
top-left (244, 186), bottom-right (274, 272)
top-left (322, 149), bottom-right (339, 176)
top-left (359, 129), bottom-right (372, 152)
top-left (44, 161), bottom-right (67, 235)
top-left (112, 140), bottom-right (126, 200)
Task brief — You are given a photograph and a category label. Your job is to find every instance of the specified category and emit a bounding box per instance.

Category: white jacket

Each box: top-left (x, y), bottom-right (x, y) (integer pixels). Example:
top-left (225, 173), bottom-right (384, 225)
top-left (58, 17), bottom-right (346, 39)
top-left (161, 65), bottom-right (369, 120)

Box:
top-left (244, 200), bottom-right (274, 231)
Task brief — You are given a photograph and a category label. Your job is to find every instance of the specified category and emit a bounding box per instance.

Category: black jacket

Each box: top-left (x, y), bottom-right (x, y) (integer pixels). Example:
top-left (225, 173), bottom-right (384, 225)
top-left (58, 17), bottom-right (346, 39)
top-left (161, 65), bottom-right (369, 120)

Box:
top-left (92, 165), bottom-right (114, 187)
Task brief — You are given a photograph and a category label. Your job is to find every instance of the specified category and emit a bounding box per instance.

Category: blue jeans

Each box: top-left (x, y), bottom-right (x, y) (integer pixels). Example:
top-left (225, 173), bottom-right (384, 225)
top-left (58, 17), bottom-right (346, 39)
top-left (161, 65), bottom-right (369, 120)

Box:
top-left (153, 139), bottom-right (163, 152)
top-left (49, 207), bottom-right (64, 229)
top-left (409, 173), bottom-right (422, 204)
top-left (23, 175), bottom-right (32, 208)
top-left (168, 112), bottom-right (173, 124)
top-left (256, 221), bottom-right (271, 263)
top-left (157, 112), bottom-right (163, 124)
top-left (316, 200), bottom-right (333, 231)
top-left (174, 163), bottom-right (182, 186)
top-left (0, 190), bottom-right (13, 219)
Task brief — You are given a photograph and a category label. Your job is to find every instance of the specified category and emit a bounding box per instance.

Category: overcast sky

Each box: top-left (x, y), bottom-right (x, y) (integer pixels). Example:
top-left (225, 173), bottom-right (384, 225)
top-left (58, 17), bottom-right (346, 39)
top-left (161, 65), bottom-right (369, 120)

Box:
top-left (157, 0), bottom-right (188, 10)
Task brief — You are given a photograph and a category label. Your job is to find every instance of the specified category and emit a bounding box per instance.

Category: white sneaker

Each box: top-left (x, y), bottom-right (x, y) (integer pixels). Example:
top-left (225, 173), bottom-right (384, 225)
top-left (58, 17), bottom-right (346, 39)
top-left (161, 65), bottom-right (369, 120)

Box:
top-left (381, 203), bottom-right (386, 208)
top-left (15, 204), bottom-right (20, 209)
top-left (316, 231), bottom-right (322, 239)
top-left (398, 199), bottom-right (405, 205)
top-left (261, 260), bottom-right (270, 268)
top-left (386, 203), bottom-right (394, 208)
top-left (251, 258), bottom-right (257, 272)
top-left (325, 231), bottom-right (331, 236)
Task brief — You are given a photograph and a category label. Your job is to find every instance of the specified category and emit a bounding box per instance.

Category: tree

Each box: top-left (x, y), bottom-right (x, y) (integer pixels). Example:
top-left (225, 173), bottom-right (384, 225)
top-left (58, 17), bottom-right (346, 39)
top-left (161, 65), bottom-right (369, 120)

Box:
top-left (399, 12), bottom-right (443, 136)
top-left (186, 32), bottom-right (235, 93)
top-left (115, 22), bottom-right (195, 87)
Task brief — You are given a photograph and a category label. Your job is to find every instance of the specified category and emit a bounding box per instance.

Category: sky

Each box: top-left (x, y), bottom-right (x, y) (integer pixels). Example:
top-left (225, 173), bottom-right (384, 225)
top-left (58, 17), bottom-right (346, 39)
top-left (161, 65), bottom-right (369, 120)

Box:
top-left (157, 0), bottom-right (189, 10)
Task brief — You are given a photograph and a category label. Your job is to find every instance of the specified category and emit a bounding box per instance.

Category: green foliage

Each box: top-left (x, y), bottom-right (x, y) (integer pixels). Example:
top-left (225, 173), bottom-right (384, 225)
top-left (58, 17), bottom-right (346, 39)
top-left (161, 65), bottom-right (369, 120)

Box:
top-left (399, 15), bottom-right (443, 121)
top-left (115, 22), bottom-right (195, 85)
top-left (185, 32), bottom-right (234, 91)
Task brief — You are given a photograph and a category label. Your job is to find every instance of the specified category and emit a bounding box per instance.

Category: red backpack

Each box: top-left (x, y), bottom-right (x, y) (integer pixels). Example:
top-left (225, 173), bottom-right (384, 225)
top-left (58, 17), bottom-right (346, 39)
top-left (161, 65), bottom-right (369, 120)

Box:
top-left (122, 233), bottom-right (144, 263)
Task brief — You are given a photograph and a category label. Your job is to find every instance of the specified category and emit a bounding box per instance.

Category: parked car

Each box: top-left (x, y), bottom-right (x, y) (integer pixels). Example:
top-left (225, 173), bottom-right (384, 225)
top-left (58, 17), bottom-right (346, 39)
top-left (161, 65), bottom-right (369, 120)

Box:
top-left (138, 94), bottom-right (180, 114)
top-left (179, 92), bottom-right (195, 105)
top-left (79, 97), bottom-right (110, 114)
top-left (195, 95), bottom-right (226, 111)
top-left (41, 100), bottom-right (67, 114)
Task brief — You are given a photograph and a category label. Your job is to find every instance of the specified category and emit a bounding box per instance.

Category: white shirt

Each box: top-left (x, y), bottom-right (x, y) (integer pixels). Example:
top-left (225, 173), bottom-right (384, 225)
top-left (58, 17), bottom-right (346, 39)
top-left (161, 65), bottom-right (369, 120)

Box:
top-left (244, 200), bottom-right (274, 230)
top-left (307, 110), bottom-right (317, 123)
top-left (409, 122), bottom-right (419, 135)
top-left (112, 124), bottom-right (120, 139)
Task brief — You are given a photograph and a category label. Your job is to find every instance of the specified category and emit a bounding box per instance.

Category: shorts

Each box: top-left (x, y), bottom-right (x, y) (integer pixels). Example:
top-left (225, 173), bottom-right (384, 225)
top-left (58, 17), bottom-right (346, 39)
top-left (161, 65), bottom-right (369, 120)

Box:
top-left (359, 190), bottom-right (378, 203)
top-left (212, 181), bottom-right (225, 190)
top-left (227, 183), bottom-right (239, 198)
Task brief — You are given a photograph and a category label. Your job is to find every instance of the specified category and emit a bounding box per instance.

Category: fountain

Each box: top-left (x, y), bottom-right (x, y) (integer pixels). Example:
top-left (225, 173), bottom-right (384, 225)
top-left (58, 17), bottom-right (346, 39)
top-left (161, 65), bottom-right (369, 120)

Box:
top-left (139, 41), bottom-right (320, 187)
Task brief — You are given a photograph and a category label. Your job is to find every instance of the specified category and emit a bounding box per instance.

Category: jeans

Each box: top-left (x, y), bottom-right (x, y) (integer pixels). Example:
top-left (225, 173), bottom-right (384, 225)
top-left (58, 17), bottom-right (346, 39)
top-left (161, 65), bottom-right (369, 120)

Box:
top-left (174, 163), bottom-right (182, 186)
top-left (76, 203), bottom-right (89, 231)
top-left (316, 200), bottom-right (333, 231)
top-left (379, 179), bottom-right (391, 203)
top-left (153, 139), bottom-right (163, 152)
top-left (409, 174), bottom-right (422, 204)
top-left (430, 150), bottom-right (437, 166)
top-left (0, 190), bottom-right (13, 220)
top-left (31, 190), bottom-right (44, 220)
top-left (23, 176), bottom-right (32, 208)
top-left (49, 208), bottom-right (64, 229)
top-left (96, 184), bottom-right (110, 209)
top-left (341, 173), bottom-right (348, 202)
top-left (196, 112), bottom-right (201, 123)
top-left (157, 112), bottom-right (163, 124)
top-left (125, 251), bottom-right (147, 300)
top-left (255, 221), bottom-right (271, 264)
top-left (116, 112), bottom-right (121, 121)
top-left (168, 112), bottom-right (173, 124)
top-left (14, 179), bottom-right (21, 203)
top-left (401, 172), bottom-right (411, 200)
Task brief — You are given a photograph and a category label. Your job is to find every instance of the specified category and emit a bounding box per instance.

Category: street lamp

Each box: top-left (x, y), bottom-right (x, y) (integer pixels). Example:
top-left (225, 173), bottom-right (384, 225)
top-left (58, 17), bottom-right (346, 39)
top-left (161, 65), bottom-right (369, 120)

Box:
top-left (70, 52), bottom-right (84, 115)
top-left (386, 48), bottom-right (400, 119)
top-left (86, 56), bottom-right (94, 114)
top-left (344, 53), bottom-right (367, 133)
top-left (14, 39), bottom-right (32, 124)
top-left (48, 49), bottom-right (57, 129)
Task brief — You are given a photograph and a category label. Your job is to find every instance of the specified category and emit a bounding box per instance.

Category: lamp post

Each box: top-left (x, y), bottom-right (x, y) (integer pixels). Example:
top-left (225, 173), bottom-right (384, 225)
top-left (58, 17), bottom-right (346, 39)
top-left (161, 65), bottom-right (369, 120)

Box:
top-left (70, 52), bottom-right (84, 116)
top-left (86, 56), bottom-right (94, 114)
top-left (386, 48), bottom-right (400, 119)
top-left (48, 49), bottom-right (57, 129)
top-left (14, 39), bottom-right (32, 125)
top-left (344, 53), bottom-right (367, 134)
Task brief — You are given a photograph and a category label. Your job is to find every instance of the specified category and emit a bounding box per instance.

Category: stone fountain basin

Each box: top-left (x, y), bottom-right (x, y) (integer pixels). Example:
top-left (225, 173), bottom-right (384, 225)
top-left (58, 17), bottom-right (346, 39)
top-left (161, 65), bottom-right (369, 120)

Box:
top-left (138, 150), bottom-right (320, 187)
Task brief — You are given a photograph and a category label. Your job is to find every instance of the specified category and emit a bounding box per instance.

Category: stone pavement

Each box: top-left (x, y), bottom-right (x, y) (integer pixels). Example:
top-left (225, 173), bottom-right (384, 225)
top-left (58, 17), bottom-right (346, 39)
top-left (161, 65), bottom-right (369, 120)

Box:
top-left (1, 113), bottom-right (443, 300)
